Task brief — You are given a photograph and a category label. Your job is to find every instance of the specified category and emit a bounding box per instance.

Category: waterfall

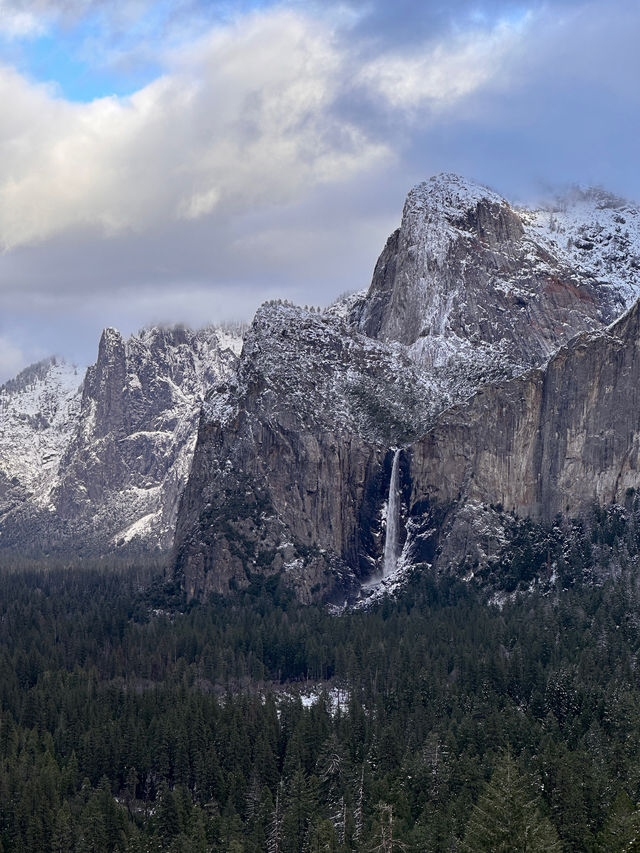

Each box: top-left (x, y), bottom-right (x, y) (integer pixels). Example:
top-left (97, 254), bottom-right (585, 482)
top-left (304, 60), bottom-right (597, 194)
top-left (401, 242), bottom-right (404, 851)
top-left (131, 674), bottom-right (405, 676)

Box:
top-left (383, 448), bottom-right (401, 576)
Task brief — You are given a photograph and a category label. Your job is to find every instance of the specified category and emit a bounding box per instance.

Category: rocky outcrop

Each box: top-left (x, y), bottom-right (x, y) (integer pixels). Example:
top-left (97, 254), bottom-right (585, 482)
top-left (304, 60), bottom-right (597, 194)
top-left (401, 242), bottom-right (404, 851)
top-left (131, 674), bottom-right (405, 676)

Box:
top-left (0, 358), bottom-right (83, 529)
top-left (173, 303), bottom-right (432, 602)
top-left (352, 174), bottom-right (640, 384)
top-left (175, 175), bottom-right (640, 601)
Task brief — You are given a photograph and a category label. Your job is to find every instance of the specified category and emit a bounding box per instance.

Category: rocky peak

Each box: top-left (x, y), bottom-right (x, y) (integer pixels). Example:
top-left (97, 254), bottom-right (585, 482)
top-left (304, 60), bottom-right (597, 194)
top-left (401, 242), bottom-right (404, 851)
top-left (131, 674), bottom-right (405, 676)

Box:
top-left (405, 172), bottom-right (523, 250)
top-left (0, 323), bottom-right (243, 559)
top-left (352, 173), bottom-right (639, 382)
top-left (84, 328), bottom-right (127, 438)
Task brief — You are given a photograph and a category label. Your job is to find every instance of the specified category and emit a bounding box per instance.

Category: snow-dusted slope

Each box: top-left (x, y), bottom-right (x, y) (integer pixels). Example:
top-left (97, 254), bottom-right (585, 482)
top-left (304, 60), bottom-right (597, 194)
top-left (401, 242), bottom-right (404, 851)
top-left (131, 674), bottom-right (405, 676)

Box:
top-left (0, 325), bottom-right (243, 558)
top-left (521, 187), bottom-right (640, 306)
top-left (352, 174), bottom-right (640, 388)
top-left (175, 300), bottom-right (440, 602)
top-left (0, 358), bottom-right (83, 515)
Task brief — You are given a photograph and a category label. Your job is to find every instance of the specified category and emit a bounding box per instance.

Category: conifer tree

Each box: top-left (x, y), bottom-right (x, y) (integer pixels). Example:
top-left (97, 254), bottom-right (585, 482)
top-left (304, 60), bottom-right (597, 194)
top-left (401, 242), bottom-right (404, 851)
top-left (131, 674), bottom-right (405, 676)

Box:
top-left (598, 791), bottom-right (640, 852)
top-left (461, 753), bottom-right (561, 853)
top-left (268, 785), bottom-right (284, 853)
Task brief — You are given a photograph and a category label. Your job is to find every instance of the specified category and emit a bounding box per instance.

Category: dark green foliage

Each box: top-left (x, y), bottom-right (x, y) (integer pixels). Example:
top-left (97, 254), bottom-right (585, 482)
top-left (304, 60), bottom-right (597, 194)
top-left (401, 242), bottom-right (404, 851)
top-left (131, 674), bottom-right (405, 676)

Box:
top-left (461, 752), bottom-right (561, 852)
top-left (472, 498), bottom-right (640, 593)
top-left (2, 517), bottom-right (640, 850)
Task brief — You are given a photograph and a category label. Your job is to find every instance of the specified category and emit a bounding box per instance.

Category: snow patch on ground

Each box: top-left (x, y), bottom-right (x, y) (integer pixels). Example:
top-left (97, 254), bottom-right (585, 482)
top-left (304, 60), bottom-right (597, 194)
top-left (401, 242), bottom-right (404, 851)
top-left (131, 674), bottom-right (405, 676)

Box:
top-left (114, 512), bottom-right (159, 545)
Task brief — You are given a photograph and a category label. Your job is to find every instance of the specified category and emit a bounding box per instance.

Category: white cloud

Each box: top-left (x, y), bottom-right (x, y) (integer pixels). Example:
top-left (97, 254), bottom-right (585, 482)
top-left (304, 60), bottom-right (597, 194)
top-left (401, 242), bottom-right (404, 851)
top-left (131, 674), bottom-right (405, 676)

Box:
top-left (0, 0), bottom-right (145, 36)
top-left (359, 17), bottom-right (528, 110)
top-left (0, 3), bottom-right (47, 37)
top-left (0, 9), bottom-right (390, 250)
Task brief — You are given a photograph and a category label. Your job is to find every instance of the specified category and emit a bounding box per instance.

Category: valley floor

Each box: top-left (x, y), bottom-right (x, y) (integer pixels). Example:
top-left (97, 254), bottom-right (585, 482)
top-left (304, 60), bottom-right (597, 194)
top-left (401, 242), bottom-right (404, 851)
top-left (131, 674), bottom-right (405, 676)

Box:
top-left (1, 554), bottom-right (640, 852)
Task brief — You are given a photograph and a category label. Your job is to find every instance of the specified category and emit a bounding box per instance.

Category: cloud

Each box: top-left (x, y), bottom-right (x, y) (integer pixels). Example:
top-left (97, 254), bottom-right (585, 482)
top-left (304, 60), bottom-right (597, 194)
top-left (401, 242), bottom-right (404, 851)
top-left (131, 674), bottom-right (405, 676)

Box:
top-left (0, 9), bottom-right (389, 250)
top-left (0, 3), bottom-right (48, 38)
top-left (358, 17), bottom-right (527, 110)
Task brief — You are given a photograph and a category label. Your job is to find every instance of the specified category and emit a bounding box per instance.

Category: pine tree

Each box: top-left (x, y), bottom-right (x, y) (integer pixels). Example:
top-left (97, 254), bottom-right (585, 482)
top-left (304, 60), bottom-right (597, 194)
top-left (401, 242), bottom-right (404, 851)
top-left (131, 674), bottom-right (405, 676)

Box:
top-left (461, 753), bottom-right (561, 853)
top-left (51, 802), bottom-right (75, 853)
top-left (157, 783), bottom-right (181, 845)
top-left (268, 785), bottom-right (284, 853)
top-left (353, 765), bottom-right (364, 846)
top-left (369, 803), bottom-right (407, 853)
top-left (597, 791), bottom-right (640, 852)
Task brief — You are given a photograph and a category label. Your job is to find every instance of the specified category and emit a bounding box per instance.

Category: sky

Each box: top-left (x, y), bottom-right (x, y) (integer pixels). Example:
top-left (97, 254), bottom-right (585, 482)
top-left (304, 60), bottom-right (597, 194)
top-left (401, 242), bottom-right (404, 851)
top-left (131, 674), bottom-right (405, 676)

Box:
top-left (0, 0), bottom-right (638, 379)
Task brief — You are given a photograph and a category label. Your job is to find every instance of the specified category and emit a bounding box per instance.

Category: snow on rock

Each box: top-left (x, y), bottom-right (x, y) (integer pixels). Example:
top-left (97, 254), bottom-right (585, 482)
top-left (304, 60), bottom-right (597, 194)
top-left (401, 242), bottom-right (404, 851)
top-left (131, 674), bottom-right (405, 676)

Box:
top-left (353, 173), bottom-right (640, 391)
top-left (0, 325), bottom-right (243, 558)
top-left (520, 187), bottom-right (640, 308)
top-left (0, 358), bottom-right (84, 511)
top-left (114, 511), bottom-right (160, 546)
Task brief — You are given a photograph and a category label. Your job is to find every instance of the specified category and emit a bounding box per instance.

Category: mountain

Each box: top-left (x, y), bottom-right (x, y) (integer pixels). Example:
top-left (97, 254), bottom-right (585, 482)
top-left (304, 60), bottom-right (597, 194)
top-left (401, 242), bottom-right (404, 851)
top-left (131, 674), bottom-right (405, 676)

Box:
top-left (350, 174), bottom-right (640, 390)
top-left (174, 301), bottom-right (434, 602)
top-left (0, 358), bottom-right (83, 527)
top-left (2, 172), bottom-right (640, 598)
top-left (173, 174), bottom-right (640, 601)
top-left (0, 325), bottom-right (241, 558)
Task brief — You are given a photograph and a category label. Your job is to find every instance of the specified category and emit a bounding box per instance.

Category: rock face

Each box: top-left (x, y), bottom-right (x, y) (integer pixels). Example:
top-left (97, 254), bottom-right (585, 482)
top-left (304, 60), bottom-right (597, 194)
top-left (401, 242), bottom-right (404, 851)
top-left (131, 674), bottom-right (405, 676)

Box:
top-left (3, 172), bottom-right (640, 598)
top-left (173, 174), bottom-right (640, 601)
top-left (403, 299), bottom-right (640, 573)
top-left (173, 302), bottom-right (432, 601)
top-left (0, 326), bottom-right (240, 558)
top-left (351, 174), bottom-right (640, 386)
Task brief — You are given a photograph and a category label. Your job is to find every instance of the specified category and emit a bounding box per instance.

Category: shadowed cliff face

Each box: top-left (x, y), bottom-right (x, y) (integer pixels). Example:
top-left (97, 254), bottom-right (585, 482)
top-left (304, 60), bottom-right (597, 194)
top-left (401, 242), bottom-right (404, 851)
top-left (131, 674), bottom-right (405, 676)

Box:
top-left (404, 300), bottom-right (640, 573)
top-left (173, 303), bottom-right (432, 602)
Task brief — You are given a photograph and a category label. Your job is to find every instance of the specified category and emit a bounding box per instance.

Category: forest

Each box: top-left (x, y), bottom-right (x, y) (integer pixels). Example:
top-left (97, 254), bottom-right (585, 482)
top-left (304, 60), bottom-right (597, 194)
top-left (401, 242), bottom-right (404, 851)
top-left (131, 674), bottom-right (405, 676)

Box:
top-left (1, 505), bottom-right (640, 850)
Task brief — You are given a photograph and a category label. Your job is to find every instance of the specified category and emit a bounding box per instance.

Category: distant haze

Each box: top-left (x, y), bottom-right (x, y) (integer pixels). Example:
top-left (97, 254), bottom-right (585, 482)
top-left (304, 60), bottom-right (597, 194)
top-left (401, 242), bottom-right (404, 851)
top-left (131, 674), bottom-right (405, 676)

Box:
top-left (0, 0), bottom-right (638, 381)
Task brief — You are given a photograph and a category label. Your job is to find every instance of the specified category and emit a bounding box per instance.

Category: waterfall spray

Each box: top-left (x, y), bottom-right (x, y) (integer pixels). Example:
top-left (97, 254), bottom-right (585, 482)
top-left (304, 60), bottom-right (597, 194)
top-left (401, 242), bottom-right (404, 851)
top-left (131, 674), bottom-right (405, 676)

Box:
top-left (383, 449), bottom-right (401, 576)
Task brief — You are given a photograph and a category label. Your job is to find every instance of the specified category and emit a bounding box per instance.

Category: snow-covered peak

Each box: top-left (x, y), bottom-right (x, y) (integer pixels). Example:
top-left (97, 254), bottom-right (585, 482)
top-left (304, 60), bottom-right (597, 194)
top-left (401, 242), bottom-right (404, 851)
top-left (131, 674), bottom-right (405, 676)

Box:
top-left (0, 357), bottom-right (84, 504)
top-left (396, 173), bottom-right (523, 273)
top-left (355, 172), bottom-right (640, 381)
top-left (133, 323), bottom-right (245, 355)
top-left (0, 321), bottom-right (245, 558)
top-left (406, 172), bottom-right (507, 221)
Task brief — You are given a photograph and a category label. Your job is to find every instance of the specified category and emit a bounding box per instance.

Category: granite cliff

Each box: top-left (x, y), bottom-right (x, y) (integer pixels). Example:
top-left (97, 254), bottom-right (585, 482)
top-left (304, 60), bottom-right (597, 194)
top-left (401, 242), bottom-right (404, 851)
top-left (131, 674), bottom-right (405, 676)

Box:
top-left (402, 299), bottom-right (640, 579)
top-left (174, 302), bottom-right (431, 602)
top-left (351, 174), bottom-right (640, 391)
top-left (2, 172), bottom-right (640, 599)
top-left (173, 174), bottom-right (640, 601)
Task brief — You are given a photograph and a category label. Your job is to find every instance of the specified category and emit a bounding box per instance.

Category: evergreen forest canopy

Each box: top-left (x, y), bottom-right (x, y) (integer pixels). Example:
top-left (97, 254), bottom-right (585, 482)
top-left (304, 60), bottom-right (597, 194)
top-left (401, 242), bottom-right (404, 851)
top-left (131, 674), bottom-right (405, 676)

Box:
top-left (2, 505), bottom-right (640, 851)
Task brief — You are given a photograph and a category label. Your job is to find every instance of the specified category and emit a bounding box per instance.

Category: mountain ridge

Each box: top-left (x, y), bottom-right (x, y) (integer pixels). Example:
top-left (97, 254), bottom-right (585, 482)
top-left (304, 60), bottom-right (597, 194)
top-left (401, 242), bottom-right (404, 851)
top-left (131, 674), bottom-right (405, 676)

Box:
top-left (3, 172), bottom-right (640, 601)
